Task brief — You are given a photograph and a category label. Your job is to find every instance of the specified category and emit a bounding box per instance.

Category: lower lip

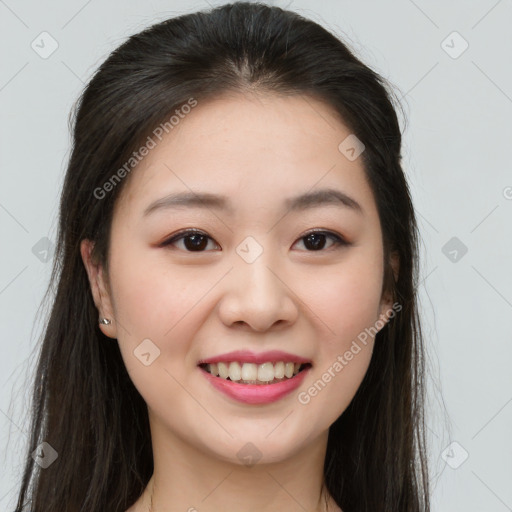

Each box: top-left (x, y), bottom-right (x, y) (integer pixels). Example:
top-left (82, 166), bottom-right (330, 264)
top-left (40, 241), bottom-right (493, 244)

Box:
top-left (199, 365), bottom-right (311, 405)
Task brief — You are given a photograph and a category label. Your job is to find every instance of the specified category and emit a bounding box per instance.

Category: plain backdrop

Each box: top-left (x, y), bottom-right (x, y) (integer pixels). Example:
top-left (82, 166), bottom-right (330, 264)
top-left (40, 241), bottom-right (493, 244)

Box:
top-left (1, 1), bottom-right (511, 510)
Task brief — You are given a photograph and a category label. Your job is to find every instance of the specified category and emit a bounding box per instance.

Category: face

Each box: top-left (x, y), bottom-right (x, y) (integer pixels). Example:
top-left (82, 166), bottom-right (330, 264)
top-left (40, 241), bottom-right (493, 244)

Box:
top-left (82, 91), bottom-right (396, 465)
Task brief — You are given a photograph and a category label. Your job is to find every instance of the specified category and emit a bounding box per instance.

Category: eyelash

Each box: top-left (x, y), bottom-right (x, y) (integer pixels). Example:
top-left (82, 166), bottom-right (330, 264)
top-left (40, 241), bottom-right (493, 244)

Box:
top-left (160, 228), bottom-right (350, 252)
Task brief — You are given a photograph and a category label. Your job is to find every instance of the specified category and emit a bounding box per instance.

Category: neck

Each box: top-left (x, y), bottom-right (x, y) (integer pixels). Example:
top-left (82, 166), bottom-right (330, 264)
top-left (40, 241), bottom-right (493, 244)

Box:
top-left (146, 477), bottom-right (337, 512)
top-left (138, 415), bottom-right (339, 512)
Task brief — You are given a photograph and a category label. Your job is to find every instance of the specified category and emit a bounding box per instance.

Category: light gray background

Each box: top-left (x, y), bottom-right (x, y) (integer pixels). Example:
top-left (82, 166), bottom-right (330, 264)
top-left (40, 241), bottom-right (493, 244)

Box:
top-left (1, 1), bottom-right (511, 510)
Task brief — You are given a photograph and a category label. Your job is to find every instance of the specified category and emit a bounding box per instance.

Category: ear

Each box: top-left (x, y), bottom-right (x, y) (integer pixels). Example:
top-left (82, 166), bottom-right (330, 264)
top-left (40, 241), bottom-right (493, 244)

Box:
top-left (80, 239), bottom-right (117, 339)
top-left (377, 250), bottom-right (400, 328)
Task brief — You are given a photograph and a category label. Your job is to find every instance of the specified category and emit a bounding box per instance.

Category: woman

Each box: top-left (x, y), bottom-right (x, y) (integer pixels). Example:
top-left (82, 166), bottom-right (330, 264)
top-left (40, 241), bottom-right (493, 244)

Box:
top-left (14, 2), bottom-right (430, 511)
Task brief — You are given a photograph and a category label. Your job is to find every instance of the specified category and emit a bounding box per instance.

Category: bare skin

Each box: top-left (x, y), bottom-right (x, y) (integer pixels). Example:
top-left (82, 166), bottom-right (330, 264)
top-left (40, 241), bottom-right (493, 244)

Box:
top-left (81, 91), bottom-right (397, 512)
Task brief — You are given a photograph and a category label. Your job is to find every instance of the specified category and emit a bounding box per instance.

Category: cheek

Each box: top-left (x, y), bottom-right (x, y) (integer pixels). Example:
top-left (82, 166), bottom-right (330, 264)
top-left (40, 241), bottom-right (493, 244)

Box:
top-left (106, 247), bottom-right (201, 389)
top-left (108, 244), bottom-right (199, 337)
top-left (107, 250), bottom-right (204, 406)
top-left (302, 248), bottom-right (384, 344)
top-left (307, 252), bottom-right (384, 415)
top-left (296, 259), bottom-right (382, 423)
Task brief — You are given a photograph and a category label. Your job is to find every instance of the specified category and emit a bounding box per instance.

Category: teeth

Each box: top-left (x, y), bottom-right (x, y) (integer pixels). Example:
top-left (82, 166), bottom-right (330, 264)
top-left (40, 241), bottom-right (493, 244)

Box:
top-left (241, 363), bottom-right (257, 381)
top-left (274, 361), bottom-right (285, 379)
top-left (217, 362), bottom-right (229, 379)
top-left (204, 361), bottom-right (306, 384)
top-left (228, 361), bottom-right (242, 381)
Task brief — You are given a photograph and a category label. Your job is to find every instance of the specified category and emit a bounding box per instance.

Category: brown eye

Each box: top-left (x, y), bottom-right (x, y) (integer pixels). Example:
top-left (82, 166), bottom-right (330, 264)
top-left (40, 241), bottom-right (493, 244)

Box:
top-left (294, 230), bottom-right (349, 251)
top-left (161, 229), bottom-right (349, 253)
top-left (161, 230), bottom-right (220, 252)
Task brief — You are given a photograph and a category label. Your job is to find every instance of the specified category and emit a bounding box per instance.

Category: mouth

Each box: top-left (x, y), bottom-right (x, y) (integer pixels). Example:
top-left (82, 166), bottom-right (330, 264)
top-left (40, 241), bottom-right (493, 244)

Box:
top-left (198, 361), bottom-right (313, 385)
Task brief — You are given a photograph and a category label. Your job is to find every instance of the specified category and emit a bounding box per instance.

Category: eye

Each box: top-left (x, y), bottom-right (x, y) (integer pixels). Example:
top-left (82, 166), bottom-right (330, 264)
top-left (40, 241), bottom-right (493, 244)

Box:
top-left (161, 229), bottom-right (350, 252)
top-left (160, 229), bottom-right (220, 252)
top-left (293, 229), bottom-right (349, 252)
top-left (160, 228), bottom-right (349, 253)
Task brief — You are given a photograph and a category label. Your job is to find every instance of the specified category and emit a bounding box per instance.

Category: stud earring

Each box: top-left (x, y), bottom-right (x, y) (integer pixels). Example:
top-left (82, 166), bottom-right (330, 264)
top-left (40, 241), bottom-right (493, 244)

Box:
top-left (99, 317), bottom-right (112, 325)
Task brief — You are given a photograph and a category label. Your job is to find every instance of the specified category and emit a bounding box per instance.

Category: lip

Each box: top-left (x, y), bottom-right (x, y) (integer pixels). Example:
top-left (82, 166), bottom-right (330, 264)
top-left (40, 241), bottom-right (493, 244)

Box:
top-left (197, 349), bottom-right (312, 365)
top-left (199, 364), bottom-right (312, 405)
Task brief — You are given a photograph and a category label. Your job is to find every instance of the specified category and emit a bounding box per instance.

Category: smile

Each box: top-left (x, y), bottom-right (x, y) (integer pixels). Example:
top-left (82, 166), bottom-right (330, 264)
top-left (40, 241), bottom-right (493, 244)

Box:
top-left (198, 362), bottom-right (312, 405)
top-left (199, 361), bottom-right (312, 385)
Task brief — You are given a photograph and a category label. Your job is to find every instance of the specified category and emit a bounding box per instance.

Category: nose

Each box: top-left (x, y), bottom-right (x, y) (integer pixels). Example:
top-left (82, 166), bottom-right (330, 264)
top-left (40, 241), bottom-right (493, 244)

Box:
top-left (217, 250), bottom-right (299, 332)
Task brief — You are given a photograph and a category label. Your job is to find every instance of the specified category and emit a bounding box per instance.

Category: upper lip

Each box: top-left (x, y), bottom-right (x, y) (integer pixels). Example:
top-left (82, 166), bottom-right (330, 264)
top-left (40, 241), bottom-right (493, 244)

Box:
top-left (197, 350), bottom-right (312, 366)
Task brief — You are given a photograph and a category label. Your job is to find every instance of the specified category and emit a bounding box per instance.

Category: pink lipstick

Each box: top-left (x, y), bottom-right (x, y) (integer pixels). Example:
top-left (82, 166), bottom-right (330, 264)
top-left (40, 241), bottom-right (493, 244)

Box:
top-left (199, 365), bottom-right (311, 404)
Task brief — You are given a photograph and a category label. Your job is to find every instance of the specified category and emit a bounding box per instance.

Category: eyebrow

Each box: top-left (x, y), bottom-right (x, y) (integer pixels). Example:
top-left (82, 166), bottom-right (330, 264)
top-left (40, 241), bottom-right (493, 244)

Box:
top-left (143, 187), bottom-right (363, 217)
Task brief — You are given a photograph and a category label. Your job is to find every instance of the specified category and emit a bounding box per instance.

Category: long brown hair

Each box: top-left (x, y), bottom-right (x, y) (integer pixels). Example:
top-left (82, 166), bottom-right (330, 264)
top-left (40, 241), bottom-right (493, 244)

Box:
top-left (14, 3), bottom-right (430, 511)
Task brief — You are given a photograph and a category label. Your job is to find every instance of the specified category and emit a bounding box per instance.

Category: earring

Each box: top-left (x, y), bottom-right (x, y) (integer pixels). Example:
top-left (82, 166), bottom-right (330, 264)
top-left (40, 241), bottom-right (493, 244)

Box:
top-left (99, 317), bottom-right (112, 325)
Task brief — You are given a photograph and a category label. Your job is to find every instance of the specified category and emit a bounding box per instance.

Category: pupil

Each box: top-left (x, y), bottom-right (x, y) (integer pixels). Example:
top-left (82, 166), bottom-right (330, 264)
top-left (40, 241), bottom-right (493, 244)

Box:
top-left (185, 234), bottom-right (207, 251)
top-left (305, 233), bottom-right (325, 250)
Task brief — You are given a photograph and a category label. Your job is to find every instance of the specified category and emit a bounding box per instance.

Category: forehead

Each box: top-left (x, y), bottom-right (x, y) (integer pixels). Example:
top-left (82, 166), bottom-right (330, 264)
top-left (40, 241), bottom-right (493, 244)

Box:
top-left (115, 92), bottom-right (376, 219)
